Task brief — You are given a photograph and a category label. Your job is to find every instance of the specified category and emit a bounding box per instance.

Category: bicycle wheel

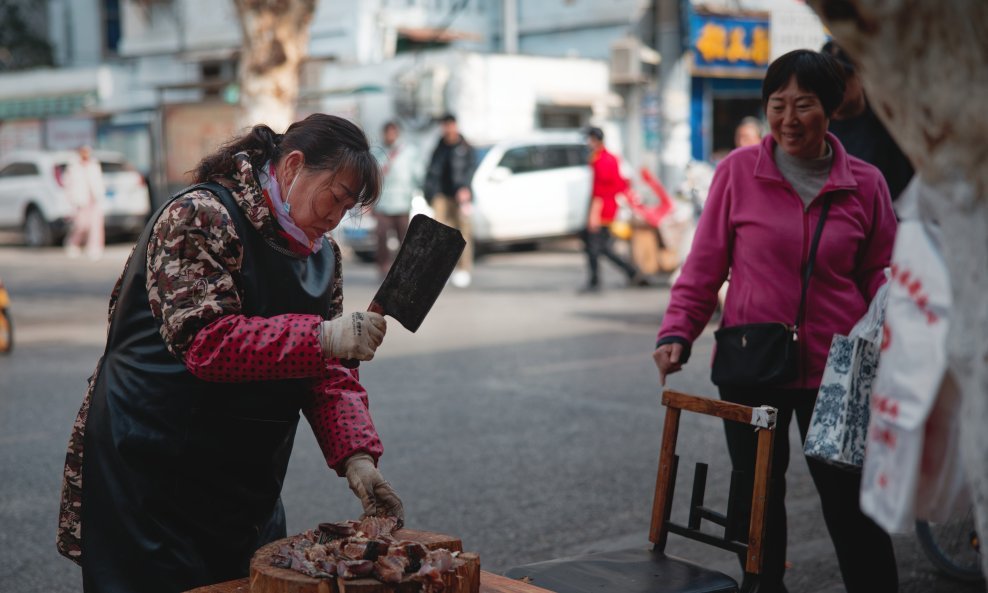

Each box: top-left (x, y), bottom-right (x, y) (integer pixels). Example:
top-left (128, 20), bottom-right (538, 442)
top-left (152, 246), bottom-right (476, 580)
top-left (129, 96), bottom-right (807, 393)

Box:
top-left (916, 508), bottom-right (984, 583)
top-left (0, 307), bottom-right (11, 354)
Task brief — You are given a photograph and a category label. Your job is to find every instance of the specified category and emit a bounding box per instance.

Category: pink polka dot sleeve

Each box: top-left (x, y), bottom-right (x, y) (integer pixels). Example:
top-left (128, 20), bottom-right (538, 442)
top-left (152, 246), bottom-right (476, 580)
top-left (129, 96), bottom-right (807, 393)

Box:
top-left (184, 313), bottom-right (326, 382)
top-left (304, 364), bottom-right (384, 475)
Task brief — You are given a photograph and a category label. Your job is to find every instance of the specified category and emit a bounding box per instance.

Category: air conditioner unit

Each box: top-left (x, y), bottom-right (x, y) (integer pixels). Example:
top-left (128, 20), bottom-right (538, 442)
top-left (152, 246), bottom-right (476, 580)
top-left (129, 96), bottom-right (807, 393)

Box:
top-left (610, 37), bottom-right (661, 85)
top-left (393, 65), bottom-right (450, 128)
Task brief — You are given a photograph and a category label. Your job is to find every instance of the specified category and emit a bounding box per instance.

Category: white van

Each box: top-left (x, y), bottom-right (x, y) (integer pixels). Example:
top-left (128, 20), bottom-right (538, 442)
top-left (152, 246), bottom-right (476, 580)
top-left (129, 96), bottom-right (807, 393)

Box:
top-left (342, 131), bottom-right (591, 260)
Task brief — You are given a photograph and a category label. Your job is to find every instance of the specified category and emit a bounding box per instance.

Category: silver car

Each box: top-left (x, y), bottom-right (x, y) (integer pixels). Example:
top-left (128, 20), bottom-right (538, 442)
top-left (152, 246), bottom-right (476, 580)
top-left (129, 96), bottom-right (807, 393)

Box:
top-left (340, 132), bottom-right (590, 260)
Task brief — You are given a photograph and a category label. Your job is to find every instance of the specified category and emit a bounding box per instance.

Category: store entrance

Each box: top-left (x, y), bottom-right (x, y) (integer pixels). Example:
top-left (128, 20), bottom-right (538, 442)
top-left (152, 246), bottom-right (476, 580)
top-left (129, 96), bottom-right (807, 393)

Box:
top-left (711, 97), bottom-right (763, 161)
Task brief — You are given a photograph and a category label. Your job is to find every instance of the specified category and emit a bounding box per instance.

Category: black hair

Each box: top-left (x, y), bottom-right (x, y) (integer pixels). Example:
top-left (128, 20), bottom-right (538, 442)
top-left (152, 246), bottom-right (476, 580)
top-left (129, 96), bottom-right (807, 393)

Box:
top-left (439, 113), bottom-right (457, 123)
top-left (821, 40), bottom-right (856, 74)
top-left (193, 113), bottom-right (381, 207)
top-left (761, 49), bottom-right (846, 118)
top-left (585, 126), bottom-right (604, 141)
top-left (382, 120), bottom-right (401, 132)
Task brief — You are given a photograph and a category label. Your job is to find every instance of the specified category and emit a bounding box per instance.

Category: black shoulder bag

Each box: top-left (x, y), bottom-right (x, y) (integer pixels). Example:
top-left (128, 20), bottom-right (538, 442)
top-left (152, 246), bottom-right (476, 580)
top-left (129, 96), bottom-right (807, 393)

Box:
top-left (711, 198), bottom-right (831, 387)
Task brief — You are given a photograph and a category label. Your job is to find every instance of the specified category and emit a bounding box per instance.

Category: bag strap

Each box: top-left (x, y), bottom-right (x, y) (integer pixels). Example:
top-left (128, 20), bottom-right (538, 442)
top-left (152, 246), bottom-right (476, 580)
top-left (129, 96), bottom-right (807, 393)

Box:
top-left (796, 197), bottom-right (832, 327)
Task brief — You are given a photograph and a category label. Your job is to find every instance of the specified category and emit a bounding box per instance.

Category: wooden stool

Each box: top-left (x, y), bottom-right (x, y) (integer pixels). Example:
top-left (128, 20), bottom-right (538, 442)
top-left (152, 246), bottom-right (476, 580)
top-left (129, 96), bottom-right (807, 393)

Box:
top-left (504, 389), bottom-right (779, 593)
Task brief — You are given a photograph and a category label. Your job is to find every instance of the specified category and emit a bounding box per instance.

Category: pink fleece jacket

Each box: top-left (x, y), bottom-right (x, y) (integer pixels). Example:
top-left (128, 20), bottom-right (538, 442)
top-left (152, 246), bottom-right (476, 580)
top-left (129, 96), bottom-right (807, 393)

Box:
top-left (658, 132), bottom-right (896, 388)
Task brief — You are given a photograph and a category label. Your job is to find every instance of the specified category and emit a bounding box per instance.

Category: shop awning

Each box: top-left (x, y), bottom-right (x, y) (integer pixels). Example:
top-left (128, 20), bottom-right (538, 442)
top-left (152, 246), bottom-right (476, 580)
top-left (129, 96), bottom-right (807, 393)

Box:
top-left (0, 92), bottom-right (97, 120)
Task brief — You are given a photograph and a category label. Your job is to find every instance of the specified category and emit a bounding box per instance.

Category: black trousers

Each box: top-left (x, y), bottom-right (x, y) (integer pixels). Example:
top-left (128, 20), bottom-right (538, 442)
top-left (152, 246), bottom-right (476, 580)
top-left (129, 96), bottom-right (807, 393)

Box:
top-left (719, 386), bottom-right (898, 593)
top-left (583, 227), bottom-right (636, 287)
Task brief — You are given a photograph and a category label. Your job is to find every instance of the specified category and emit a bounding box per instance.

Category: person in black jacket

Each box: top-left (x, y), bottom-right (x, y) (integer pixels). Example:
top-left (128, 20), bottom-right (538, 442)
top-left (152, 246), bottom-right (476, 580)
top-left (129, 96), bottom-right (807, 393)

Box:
top-left (823, 41), bottom-right (914, 202)
top-left (424, 113), bottom-right (476, 287)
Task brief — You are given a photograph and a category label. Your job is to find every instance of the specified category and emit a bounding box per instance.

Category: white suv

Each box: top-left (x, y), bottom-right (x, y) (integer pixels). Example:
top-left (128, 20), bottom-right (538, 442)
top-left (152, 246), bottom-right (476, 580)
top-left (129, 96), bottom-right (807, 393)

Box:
top-left (341, 131), bottom-right (591, 260)
top-left (0, 150), bottom-right (151, 247)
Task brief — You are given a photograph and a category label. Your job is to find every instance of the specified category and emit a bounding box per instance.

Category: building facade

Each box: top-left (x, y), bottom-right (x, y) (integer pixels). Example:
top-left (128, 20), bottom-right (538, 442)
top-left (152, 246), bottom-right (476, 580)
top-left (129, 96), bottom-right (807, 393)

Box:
top-left (0, 0), bottom-right (826, 204)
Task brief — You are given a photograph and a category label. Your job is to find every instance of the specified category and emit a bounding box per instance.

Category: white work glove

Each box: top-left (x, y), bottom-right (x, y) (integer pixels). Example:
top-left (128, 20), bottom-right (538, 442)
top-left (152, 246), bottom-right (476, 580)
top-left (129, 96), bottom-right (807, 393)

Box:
top-left (319, 312), bottom-right (386, 361)
top-left (345, 453), bottom-right (405, 528)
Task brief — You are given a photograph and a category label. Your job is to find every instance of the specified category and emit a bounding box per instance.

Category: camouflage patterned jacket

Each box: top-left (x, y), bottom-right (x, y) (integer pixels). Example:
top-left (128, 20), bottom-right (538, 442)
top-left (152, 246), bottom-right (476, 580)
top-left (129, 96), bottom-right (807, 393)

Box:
top-left (57, 153), bottom-right (383, 565)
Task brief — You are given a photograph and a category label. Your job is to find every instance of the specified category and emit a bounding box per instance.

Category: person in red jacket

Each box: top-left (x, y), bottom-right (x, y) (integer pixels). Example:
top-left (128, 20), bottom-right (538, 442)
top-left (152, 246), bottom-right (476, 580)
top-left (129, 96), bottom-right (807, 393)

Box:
top-left (653, 50), bottom-right (897, 593)
top-left (580, 127), bottom-right (644, 292)
top-left (57, 114), bottom-right (403, 593)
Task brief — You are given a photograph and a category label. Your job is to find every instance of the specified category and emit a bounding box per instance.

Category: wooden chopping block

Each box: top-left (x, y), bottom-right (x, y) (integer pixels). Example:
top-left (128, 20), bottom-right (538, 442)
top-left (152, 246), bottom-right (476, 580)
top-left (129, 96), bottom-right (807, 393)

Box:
top-left (249, 530), bottom-right (479, 593)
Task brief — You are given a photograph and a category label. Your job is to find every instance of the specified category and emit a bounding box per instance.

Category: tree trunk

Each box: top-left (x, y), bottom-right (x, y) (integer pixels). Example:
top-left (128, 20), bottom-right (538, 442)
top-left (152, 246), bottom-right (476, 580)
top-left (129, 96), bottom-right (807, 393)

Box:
top-left (234, 0), bottom-right (316, 132)
top-left (806, 0), bottom-right (988, 581)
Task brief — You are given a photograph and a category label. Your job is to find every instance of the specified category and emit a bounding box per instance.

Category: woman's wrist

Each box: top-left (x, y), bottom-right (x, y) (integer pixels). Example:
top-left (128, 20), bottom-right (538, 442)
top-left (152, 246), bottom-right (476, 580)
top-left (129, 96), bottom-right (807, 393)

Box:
top-left (656, 336), bottom-right (692, 364)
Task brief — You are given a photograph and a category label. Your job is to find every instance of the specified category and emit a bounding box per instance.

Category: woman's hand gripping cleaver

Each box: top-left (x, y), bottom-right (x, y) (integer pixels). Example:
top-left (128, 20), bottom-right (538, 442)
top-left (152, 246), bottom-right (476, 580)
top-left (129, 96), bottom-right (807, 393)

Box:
top-left (341, 214), bottom-right (466, 368)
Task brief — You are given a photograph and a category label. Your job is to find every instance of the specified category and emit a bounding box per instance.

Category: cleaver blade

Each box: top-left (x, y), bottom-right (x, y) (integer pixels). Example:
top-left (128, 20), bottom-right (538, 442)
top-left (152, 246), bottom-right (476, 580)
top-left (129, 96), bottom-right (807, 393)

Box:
top-left (370, 214), bottom-right (465, 333)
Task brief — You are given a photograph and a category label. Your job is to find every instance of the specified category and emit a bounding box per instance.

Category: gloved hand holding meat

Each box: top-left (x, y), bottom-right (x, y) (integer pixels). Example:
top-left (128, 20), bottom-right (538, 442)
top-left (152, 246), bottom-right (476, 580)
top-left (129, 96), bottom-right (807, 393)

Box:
top-left (56, 115), bottom-right (409, 593)
top-left (346, 452), bottom-right (405, 526)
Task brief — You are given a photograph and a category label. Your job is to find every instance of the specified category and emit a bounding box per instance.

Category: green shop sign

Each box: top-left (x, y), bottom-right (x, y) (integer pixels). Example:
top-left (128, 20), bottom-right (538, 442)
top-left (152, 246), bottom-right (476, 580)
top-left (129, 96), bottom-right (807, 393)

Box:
top-left (0, 92), bottom-right (97, 120)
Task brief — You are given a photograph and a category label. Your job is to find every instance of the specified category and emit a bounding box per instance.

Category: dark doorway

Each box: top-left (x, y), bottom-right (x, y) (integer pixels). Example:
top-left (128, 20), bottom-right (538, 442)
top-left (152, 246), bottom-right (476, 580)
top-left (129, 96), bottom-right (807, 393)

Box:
top-left (711, 97), bottom-right (763, 161)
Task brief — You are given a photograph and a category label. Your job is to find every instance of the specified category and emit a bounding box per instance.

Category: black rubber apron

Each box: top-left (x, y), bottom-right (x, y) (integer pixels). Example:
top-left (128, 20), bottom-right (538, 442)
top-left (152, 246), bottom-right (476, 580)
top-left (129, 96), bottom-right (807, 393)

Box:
top-left (81, 183), bottom-right (335, 592)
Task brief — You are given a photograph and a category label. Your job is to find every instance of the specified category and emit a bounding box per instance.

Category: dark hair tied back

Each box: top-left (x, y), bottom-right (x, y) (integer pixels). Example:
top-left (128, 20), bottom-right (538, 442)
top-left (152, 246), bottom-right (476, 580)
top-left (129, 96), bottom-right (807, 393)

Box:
top-left (194, 124), bottom-right (282, 183)
top-left (193, 114), bottom-right (381, 208)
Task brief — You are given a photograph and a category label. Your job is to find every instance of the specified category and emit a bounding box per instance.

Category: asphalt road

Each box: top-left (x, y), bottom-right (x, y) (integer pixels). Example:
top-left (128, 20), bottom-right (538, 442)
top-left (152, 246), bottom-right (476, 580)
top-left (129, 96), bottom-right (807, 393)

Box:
top-left (0, 237), bottom-right (978, 593)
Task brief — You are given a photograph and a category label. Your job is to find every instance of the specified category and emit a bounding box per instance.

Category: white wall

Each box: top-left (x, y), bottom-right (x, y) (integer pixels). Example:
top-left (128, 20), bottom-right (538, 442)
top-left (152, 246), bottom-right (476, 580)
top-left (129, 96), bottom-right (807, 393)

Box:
top-left (518, 24), bottom-right (632, 60)
top-left (461, 53), bottom-right (611, 143)
top-left (310, 0), bottom-right (497, 63)
top-left (113, 0), bottom-right (656, 67)
top-left (517, 0), bottom-right (647, 32)
top-left (0, 67), bottom-right (101, 100)
top-left (315, 50), bottom-right (611, 150)
top-left (514, 0), bottom-right (647, 60)
top-left (308, 0), bottom-right (362, 61)
top-left (118, 0), bottom-right (238, 57)
top-left (119, 0), bottom-right (182, 55)
top-left (48, 0), bottom-right (104, 66)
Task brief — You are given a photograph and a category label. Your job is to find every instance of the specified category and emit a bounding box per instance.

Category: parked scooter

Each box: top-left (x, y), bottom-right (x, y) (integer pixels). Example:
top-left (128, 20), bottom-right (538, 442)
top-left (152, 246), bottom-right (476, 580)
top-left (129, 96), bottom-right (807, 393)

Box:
top-left (620, 163), bottom-right (712, 281)
top-left (0, 274), bottom-right (12, 354)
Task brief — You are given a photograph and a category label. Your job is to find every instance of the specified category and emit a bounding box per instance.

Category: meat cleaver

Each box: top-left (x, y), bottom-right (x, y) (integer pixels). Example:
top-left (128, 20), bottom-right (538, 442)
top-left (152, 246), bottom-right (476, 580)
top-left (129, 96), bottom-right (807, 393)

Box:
top-left (341, 214), bottom-right (465, 368)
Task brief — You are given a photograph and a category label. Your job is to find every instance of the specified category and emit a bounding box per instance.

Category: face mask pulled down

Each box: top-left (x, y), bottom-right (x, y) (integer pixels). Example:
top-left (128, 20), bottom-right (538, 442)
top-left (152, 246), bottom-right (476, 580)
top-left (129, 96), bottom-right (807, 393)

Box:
top-left (258, 161), bottom-right (323, 254)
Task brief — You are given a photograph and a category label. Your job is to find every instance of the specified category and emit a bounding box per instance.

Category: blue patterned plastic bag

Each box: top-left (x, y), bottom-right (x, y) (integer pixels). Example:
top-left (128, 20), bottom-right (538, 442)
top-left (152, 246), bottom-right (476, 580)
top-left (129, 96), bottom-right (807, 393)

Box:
top-left (803, 334), bottom-right (879, 470)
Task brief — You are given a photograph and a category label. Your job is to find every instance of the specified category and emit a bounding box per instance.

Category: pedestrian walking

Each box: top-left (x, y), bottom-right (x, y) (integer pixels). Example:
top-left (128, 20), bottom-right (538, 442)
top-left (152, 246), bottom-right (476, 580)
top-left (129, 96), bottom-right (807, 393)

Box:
top-left (580, 127), bottom-right (645, 293)
top-left (822, 40), bottom-right (914, 202)
top-left (652, 49), bottom-right (898, 593)
top-left (57, 114), bottom-right (403, 593)
top-left (64, 145), bottom-right (106, 260)
top-left (424, 113), bottom-right (475, 288)
top-left (373, 121), bottom-right (421, 278)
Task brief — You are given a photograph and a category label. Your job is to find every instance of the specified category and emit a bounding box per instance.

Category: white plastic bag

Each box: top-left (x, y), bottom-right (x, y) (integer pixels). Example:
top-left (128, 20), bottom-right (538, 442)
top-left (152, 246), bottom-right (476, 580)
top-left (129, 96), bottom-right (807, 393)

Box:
top-left (860, 181), bottom-right (958, 533)
top-left (915, 374), bottom-right (968, 522)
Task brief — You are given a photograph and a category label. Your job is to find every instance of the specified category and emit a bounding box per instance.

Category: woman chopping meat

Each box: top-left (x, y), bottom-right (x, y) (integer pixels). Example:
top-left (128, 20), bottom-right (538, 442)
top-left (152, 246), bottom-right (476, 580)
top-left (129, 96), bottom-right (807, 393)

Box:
top-left (57, 114), bottom-right (404, 593)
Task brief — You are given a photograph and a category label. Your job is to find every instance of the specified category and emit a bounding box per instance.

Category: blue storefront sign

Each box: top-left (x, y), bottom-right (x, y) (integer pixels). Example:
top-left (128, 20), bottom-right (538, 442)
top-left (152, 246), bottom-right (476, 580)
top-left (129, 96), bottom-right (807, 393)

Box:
top-left (689, 11), bottom-right (770, 78)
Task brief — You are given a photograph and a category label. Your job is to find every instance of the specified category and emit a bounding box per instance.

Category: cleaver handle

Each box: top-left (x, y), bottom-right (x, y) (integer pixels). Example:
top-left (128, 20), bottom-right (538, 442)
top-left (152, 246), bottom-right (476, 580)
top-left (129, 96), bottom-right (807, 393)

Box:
top-left (339, 301), bottom-right (386, 369)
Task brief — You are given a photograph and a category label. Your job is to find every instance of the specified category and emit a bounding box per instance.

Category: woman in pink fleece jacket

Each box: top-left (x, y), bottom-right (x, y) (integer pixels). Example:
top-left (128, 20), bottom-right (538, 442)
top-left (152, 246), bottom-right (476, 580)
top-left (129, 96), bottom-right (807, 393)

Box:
top-left (654, 50), bottom-right (897, 593)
